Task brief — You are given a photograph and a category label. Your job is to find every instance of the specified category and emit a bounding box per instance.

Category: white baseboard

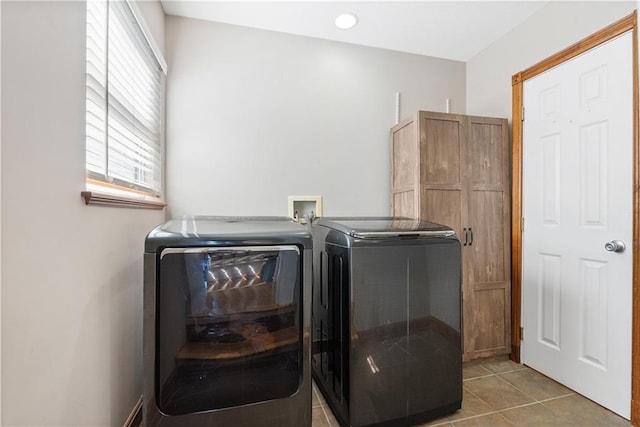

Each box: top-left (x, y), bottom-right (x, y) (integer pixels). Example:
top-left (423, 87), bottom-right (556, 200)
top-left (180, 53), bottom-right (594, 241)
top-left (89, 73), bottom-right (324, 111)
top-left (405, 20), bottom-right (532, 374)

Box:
top-left (123, 396), bottom-right (143, 427)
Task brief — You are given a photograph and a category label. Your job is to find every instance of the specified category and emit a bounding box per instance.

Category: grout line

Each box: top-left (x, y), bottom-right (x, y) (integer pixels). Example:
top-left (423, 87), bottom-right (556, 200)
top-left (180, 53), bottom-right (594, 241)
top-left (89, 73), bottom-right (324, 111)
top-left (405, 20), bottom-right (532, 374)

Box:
top-left (461, 385), bottom-right (497, 415)
top-left (495, 411), bottom-right (517, 426)
top-left (538, 392), bottom-right (576, 403)
top-left (319, 403), bottom-right (332, 426)
top-left (463, 373), bottom-right (495, 381)
top-left (461, 386), bottom-right (486, 402)
top-left (429, 421), bottom-right (453, 426)
top-left (499, 400), bottom-right (544, 412)
top-left (487, 366), bottom-right (528, 375)
top-left (448, 410), bottom-right (501, 423)
top-left (312, 384), bottom-right (324, 408)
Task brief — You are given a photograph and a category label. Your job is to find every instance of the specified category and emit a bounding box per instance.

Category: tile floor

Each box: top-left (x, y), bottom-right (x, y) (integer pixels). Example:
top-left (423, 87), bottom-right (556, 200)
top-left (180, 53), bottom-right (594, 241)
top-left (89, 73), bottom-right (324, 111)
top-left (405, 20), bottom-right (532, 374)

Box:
top-left (312, 358), bottom-right (631, 426)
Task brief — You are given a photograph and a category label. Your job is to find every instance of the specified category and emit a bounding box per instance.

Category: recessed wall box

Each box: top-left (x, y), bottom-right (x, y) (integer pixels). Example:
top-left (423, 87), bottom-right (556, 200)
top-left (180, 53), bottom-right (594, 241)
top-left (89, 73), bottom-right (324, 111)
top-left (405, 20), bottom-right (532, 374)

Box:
top-left (288, 196), bottom-right (323, 223)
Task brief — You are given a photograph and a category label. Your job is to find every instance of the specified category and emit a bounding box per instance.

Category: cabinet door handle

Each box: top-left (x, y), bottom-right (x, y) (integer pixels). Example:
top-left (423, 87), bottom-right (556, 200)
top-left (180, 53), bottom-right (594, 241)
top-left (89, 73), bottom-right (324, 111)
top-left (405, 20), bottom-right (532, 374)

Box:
top-left (462, 228), bottom-right (468, 246)
top-left (469, 228), bottom-right (474, 246)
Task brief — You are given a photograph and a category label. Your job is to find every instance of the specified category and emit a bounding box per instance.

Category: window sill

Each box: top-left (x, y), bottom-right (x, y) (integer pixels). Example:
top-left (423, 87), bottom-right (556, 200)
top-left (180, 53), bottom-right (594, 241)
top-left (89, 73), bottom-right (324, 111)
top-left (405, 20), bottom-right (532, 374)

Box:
top-left (81, 191), bottom-right (166, 210)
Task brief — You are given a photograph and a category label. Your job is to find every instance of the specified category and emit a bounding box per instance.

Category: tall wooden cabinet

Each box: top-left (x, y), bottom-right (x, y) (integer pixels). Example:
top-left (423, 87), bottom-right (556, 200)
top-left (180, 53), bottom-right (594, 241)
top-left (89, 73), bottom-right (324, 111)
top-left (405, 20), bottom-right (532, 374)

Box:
top-left (391, 111), bottom-right (511, 361)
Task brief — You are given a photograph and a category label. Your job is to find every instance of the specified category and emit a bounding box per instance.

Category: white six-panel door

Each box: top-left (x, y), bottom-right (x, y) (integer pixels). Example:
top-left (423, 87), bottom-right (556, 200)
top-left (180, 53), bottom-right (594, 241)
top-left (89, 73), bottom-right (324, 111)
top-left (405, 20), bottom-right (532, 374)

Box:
top-left (522, 31), bottom-right (633, 418)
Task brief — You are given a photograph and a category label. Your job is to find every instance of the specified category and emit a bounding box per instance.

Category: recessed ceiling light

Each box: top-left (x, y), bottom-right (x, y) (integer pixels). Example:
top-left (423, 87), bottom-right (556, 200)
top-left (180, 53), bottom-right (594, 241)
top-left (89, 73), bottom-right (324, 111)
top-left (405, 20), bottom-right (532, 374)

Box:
top-left (335, 13), bottom-right (358, 30)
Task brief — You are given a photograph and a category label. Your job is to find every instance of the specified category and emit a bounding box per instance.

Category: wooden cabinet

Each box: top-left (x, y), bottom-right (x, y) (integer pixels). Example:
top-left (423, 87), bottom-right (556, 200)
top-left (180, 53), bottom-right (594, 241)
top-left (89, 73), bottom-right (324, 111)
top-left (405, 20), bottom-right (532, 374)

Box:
top-left (391, 111), bottom-right (511, 361)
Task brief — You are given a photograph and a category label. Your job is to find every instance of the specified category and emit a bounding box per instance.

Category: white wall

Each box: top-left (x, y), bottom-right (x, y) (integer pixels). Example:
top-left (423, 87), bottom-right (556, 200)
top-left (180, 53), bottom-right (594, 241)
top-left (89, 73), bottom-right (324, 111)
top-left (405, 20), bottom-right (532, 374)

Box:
top-left (165, 16), bottom-right (466, 218)
top-left (0, 0), bottom-right (3, 421)
top-left (136, 0), bottom-right (166, 56)
top-left (0, 1), bottom-right (165, 426)
top-left (466, 1), bottom-right (635, 119)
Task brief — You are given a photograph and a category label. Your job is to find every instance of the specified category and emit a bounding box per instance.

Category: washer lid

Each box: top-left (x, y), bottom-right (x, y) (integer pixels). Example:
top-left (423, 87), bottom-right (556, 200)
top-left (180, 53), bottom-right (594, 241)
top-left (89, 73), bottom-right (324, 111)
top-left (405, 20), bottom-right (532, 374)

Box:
top-left (316, 217), bottom-right (455, 239)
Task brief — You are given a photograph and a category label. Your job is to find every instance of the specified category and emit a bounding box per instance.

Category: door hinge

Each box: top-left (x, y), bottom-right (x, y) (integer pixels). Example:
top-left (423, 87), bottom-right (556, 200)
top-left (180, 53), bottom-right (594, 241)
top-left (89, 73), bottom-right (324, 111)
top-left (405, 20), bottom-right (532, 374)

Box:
top-left (522, 106), bottom-right (525, 121)
top-left (520, 327), bottom-right (524, 341)
top-left (521, 217), bottom-right (524, 232)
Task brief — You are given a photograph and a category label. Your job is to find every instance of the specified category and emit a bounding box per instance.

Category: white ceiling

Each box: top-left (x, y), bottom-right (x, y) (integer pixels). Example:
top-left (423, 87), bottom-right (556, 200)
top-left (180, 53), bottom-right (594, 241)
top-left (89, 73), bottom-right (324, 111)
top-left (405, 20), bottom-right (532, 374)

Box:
top-left (160, 1), bottom-right (549, 62)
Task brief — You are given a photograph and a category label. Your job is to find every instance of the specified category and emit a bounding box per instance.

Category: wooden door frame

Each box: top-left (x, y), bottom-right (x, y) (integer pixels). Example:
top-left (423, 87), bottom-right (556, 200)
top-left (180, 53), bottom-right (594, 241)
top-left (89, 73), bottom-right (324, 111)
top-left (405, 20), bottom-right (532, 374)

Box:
top-left (511, 11), bottom-right (640, 422)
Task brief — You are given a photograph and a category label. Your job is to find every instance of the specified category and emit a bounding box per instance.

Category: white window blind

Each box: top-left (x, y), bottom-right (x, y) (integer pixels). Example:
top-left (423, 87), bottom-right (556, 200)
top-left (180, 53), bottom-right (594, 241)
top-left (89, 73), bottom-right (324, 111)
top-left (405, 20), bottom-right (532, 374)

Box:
top-left (86, 0), bottom-right (164, 196)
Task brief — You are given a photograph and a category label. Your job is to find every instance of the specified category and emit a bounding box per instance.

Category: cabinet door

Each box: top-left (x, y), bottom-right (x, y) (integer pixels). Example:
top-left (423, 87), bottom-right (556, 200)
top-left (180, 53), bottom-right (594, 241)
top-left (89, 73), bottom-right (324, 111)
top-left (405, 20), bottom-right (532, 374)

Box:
top-left (391, 117), bottom-right (419, 218)
top-left (419, 112), bottom-right (465, 240)
top-left (464, 117), bottom-right (511, 359)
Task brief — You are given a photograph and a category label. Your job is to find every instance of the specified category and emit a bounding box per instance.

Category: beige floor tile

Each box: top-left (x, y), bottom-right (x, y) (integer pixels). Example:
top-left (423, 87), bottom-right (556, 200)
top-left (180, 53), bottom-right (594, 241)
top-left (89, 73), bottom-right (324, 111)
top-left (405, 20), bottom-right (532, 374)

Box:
top-left (312, 406), bottom-right (330, 427)
top-left (463, 364), bottom-right (492, 380)
top-left (481, 359), bottom-right (525, 374)
top-left (312, 386), bottom-right (323, 407)
top-left (542, 394), bottom-right (631, 427)
top-left (463, 376), bottom-right (535, 411)
top-left (448, 388), bottom-right (493, 421)
top-left (500, 402), bottom-right (572, 426)
top-left (499, 368), bottom-right (573, 401)
top-left (451, 413), bottom-right (513, 426)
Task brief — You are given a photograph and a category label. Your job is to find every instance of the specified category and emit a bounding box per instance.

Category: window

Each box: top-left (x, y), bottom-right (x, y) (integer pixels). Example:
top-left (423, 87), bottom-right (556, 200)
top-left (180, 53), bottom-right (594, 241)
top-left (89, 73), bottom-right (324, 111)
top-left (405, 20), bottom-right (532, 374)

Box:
top-left (85, 0), bottom-right (166, 206)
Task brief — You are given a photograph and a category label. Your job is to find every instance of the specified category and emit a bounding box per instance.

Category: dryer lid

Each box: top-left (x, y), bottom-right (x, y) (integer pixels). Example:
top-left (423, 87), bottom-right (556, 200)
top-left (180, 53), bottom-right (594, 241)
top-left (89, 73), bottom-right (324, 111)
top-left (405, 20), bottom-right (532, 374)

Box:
top-left (145, 216), bottom-right (312, 252)
top-left (316, 217), bottom-right (455, 239)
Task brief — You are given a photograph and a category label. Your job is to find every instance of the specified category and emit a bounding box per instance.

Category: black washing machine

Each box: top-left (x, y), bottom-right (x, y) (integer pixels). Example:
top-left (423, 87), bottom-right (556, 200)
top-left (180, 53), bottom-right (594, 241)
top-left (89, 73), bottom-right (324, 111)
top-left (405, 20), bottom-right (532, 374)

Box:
top-left (311, 217), bottom-right (462, 427)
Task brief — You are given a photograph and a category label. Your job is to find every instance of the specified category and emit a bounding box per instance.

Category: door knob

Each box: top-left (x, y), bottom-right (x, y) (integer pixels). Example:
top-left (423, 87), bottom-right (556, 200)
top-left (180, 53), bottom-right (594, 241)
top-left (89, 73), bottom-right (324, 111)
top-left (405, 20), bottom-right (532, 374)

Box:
top-left (604, 240), bottom-right (626, 253)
